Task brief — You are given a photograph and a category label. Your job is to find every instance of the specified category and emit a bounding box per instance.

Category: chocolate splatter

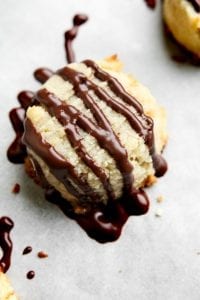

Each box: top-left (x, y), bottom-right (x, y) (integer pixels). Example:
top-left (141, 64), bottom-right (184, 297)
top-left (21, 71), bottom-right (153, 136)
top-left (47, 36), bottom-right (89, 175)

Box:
top-left (22, 246), bottom-right (32, 255)
top-left (26, 270), bottom-right (35, 279)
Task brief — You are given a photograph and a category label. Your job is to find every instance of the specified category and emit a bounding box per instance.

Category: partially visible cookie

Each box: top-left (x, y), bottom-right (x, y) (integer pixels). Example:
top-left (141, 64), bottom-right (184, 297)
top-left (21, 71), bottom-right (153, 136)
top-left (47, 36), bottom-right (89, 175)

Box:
top-left (163, 0), bottom-right (200, 56)
top-left (0, 272), bottom-right (18, 300)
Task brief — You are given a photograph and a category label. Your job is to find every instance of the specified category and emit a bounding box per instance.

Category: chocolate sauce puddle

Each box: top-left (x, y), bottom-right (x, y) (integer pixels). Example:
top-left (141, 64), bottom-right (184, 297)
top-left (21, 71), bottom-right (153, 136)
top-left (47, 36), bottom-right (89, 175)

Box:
top-left (0, 217), bottom-right (14, 272)
top-left (45, 187), bottom-right (149, 243)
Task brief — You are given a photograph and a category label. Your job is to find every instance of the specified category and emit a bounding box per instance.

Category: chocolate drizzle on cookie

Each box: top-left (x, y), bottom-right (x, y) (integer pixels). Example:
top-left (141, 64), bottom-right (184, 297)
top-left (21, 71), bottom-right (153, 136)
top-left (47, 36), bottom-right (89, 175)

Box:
top-left (186, 0), bottom-right (200, 12)
top-left (33, 89), bottom-right (115, 201)
top-left (83, 60), bottom-right (167, 177)
top-left (24, 119), bottom-right (99, 202)
top-left (0, 217), bottom-right (14, 272)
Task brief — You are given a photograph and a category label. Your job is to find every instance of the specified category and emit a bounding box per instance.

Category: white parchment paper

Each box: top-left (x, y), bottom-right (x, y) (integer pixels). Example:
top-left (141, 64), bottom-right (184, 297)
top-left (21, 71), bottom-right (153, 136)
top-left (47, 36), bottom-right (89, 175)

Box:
top-left (0, 0), bottom-right (200, 299)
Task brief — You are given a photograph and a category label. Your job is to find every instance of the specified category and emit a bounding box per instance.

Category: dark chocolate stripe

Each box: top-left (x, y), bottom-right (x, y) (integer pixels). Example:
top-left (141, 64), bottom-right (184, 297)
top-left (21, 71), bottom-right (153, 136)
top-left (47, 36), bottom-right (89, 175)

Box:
top-left (36, 88), bottom-right (115, 200)
top-left (58, 67), bottom-right (134, 193)
top-left (18, 91), bottom-right (35, 110)
top-left (87, 77), bottom-right (149, 145)
top-left (23, 119), bottom-right (99, 202)
top-left (34, 68), bottom-right (54, 84)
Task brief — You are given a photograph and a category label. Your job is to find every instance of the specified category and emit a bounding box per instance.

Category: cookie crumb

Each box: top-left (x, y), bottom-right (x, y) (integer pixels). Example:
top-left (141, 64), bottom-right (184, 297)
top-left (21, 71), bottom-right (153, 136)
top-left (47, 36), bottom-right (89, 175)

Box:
top-left (155, 208), bottom-right (163, 217)
top-left (37, 251), bottom-right (48, 258)
top-left (156, 195), bottom-right (163, 203)
top-left (12, 183), bottom-right (20, 194)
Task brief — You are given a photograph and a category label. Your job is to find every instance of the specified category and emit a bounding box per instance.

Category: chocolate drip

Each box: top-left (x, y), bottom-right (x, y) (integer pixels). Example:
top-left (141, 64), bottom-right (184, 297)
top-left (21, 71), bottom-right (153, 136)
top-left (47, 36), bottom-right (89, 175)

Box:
top-left (186, 0), bottom-right (200, 12)
top-left (64, 14), bottom-right (88, 63)
top-left (144, 0), bottom-right (156, 9)
top-left (46, 186), bottom-right (149, 243)
top-left (152, 153), bottom-right (168, 177)
top-left (58, 66), bottom-right (134, 193)
top-left (23, 119), bottom-right (99, 202)
top-left (0, 217), bottom-right (14, 272)
top-left (27, 157), bottom-right (148, 243)
top-left (36, 89), bottom-right (115, 200)
top-left (7, 108), bottom-right (26, 163)
top-left (7, 91), bottom-right (34, 163)
top-left (34, 68), bottom-right (54, 84)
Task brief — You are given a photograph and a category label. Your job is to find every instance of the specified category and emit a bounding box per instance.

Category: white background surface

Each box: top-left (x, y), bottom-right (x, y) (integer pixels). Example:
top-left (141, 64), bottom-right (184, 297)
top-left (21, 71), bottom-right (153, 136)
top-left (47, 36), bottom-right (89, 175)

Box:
top-left (1, 0), bottom-right (200, 299)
